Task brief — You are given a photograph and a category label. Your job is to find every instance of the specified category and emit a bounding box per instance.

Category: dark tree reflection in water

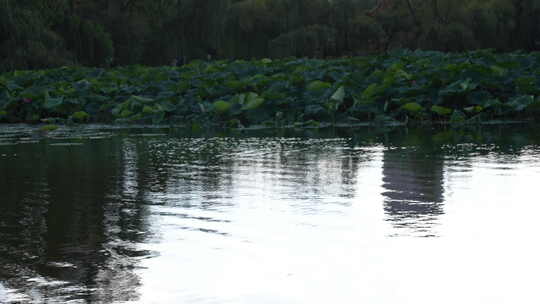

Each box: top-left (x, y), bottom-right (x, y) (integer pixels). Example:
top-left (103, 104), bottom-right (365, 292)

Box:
top-left (382, 129), bottom-right (445, 237)
top-left (0, 135), bottom-right (152, 303)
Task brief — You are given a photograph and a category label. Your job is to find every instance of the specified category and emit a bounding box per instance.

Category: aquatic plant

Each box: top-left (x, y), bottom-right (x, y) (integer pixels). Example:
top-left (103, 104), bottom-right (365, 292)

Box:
top-left (40, 124), bottom-right (59, 132)
top-left (1, 50), bottom-right (539, 128)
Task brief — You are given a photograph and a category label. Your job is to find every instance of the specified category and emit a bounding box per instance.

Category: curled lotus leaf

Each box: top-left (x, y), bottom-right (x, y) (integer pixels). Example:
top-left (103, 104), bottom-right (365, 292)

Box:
top-left (330, 86), bottom-right (346, 102)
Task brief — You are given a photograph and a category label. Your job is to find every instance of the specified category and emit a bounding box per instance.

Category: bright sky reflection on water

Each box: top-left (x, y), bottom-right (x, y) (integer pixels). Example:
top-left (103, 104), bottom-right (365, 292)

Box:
top-left (1, 125), bottom-right (540, 304)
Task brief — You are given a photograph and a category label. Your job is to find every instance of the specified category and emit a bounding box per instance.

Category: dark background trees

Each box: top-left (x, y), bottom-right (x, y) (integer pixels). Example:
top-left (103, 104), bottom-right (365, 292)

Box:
top-left (1, 0), bottom-right (539, 71)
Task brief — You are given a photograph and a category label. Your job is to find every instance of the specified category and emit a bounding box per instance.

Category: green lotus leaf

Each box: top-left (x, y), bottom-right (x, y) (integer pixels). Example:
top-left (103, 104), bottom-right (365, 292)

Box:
top-left (463, 106), bottom-right (483, 113)
top-left (360, 84), bottom-right (380, 102)
top-left (490, 65), bottom-right (506, 77)
top-left (515, 77), bottom-right (537, 95)
top-left (213, 100), bottom-right (232, 114)
top-left (431, 105), bottom-right (453, 116)
top-left (482, 99), bottom-right (502, 109)
top-left (507, 95), bottom-right (535, 112)
top-left (440, 78), bottom-right (478, 96)
top-left (158, 101), bottom-right (176, 112)
top-left (225, 80), bottom-right (245, 90)
top-left (401, 102), bottom-right (424, 113)
top-left (127, 95), bottom-right (154, 106)
top-left (450, 110), bottom-right (466, 123)
top-left (307, 80), bottom-right (331, 92)
top-left (152, 111), bottom-right (165, 124)
top-left (242, 93), bottom-right (264, 110)
top-left (120, 109), bottom-right (133, 118)
top-left (226, 119), bottom-right (242, 128)
top-left (40, 124), bottom-right (59, 132)
top-left (143, 105), bottom-right (155, 114)
top-left (43, 97), bottom-right (64, 109)
top-left (71, 111), bottom-right (90, 122)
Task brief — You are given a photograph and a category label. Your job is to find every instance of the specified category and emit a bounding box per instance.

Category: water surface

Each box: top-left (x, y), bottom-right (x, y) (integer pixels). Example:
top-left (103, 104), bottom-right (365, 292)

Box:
top-left (1, 124), bottom-right (540, 304)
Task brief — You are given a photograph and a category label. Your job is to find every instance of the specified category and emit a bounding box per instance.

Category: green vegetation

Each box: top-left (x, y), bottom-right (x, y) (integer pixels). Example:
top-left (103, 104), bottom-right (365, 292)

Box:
top-left (1, 50), bottom-right (540, 127)
top-left (1, 0), bottom-right (540, 71)
top-left (39, 124), bottom-right (59, 132)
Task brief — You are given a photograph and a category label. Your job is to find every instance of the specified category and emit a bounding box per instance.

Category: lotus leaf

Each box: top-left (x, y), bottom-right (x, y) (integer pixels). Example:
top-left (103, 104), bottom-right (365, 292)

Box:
top-left (330, 86), bottom-right (346, 102)
top-left (440, 78), bottom-right (478, 96)
top-left (43, 96), bottom-right (64, 109)
top-left (431, 105), bottom-right (453, 116)
top-left (482, 99), bottom-right (503, 109)
top-left (515, 77), bottom-right (538, 95)
top-left (463, 106), bottom-right (483, 113)
top-left (242, 93), bottom-right (264, 111)
top-left (450, 110), bottom-right (466, 123)
top-left (120, 109), bottom-right (133, 118)
top-left (1, 50), bottom-right (540, 126)
top-left (158, 101), bottom-right (176, 112)
top-left (71, 111), bottom-right (90, 122)
top-left (307, 81), bottom-right (332, 92)
top-left (355, 84), bottom-right (380, 105)
top-left (40, 124), bottom-right (59, 132)
top-left (490, 65), bottom-right (506, 77)
top-left (143, 106), bottom-right (155, 114)
top-left (507, 95), bottom-right (535, 112)
top-left (402, 102), bottom-right (424, 113)
top-left (213, 100), bottom-right (232, 114)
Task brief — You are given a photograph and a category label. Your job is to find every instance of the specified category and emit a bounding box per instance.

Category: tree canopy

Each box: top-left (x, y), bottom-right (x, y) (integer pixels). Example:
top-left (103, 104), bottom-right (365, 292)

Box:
top-left (1, 0), bottom-right (539, 71)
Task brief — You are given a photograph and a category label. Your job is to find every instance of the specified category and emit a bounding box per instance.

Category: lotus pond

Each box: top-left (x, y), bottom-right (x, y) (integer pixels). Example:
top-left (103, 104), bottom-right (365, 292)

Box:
top-left (1, 50), bottom-right (540, 128)
top-left (1, 124), bottom-right (540, 303)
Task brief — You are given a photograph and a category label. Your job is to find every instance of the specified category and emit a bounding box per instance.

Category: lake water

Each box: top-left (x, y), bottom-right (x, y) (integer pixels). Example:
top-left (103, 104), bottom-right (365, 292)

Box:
top-left (1, 124), bottom-right (540, 304)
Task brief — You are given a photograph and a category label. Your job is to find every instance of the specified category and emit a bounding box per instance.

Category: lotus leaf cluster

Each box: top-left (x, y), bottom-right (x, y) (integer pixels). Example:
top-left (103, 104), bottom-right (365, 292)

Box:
top-left (1, 50), bottom-right (540, 128)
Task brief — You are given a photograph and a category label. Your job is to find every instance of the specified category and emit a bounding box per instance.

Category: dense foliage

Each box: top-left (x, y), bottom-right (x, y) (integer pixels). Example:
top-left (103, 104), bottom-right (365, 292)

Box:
top-left (1, 0), bottom-right (540, 71)
top-left (1, 50), bottom-right (540, 127)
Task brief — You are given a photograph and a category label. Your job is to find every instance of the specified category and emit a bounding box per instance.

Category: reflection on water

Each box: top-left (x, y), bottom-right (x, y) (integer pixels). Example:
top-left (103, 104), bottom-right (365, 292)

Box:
top-left (0, 128), bottom-right (147, 303)
top-left (382, 130), bottom-right (445, 237)
top-left (1, 125), bottom-right (540, 303)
